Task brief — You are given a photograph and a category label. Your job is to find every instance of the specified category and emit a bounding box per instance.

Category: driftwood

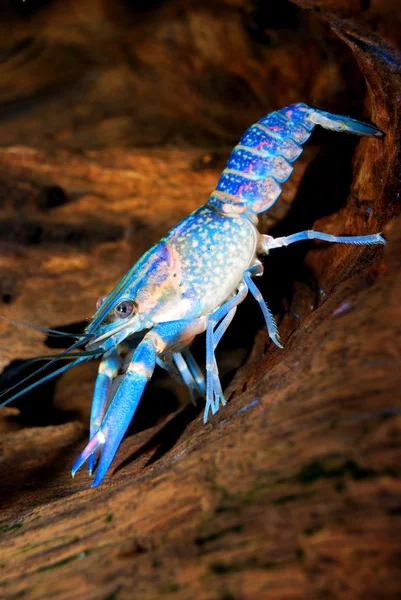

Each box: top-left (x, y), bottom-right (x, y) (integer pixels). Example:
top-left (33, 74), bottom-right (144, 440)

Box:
top-left (0, 1), bottom-right (400, 598)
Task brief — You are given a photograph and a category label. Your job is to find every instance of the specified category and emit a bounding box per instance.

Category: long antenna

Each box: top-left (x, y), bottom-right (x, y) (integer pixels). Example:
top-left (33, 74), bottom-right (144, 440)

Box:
top-left (0, 356), bottom-right (90, 408)
top-left (0, 338), bottom-right (99, 401)
top-left (0, 315), bottom-right (94, 338)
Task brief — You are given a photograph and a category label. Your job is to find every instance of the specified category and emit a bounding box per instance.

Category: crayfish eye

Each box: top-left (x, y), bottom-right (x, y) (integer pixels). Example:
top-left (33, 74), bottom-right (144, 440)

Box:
top-left (114, 300), bottom-right (135, 319)
top-left (96, 295), bottom-right (108, 310)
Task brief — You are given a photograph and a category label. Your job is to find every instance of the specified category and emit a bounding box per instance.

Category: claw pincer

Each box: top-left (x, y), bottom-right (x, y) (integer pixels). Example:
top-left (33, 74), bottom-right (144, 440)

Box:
top-left (3, 103), bottom-right (385, 486)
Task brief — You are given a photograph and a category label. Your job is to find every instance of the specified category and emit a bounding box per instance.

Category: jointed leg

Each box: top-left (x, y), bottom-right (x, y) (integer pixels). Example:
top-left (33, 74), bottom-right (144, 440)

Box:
top-left (173, 352), bottom-right (203, 405)
top-left (259, 230), bottom-right (385, 252)
top-left (159, 350), bottom-right (205, 404)
top-left (205, 284), bottom-right (248, 422)
top-left (244, 264), bottom-right (282, 349)
top-left (252, 228), bottom-right (385, 351)
top-left (203, 307), bottom-right (237, 412)
top-left (182, 349), bottom-right (205, 397)
top-left (213, 307), bottom-right (237, 350)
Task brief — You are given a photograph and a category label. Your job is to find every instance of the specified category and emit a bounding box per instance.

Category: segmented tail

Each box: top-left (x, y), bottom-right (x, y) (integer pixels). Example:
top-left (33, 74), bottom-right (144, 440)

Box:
top-left (208, 102), bottom-right (382, 216)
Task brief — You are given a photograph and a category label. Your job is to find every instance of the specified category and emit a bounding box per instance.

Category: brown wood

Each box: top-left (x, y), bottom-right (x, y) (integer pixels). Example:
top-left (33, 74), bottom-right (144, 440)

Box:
top-left (0, 1), bottom-right (400, 598)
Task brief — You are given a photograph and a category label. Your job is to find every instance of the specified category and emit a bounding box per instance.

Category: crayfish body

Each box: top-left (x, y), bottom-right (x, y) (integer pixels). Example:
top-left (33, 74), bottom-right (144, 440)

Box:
top-left (3, 103), bottom-right (385, 486)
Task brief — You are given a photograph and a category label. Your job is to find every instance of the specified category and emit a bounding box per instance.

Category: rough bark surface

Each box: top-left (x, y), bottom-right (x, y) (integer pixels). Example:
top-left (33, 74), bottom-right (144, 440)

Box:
top-left (0, 1), bottom-right (400, 599)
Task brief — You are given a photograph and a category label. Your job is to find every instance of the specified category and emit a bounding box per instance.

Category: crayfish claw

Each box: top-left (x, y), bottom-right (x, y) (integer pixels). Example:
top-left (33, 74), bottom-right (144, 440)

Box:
top-left (71, 430), bottom-right (105, 479)
top-left (87, 453), bottom-right (99, 477)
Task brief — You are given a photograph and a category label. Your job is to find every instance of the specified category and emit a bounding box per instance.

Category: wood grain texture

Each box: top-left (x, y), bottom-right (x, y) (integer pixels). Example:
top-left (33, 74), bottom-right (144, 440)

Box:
top-left (0, 1), bottom-right (400, 599)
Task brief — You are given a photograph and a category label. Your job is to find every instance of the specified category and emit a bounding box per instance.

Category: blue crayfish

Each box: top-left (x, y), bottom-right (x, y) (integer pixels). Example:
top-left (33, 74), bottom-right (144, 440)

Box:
top-left (1, 103), bottom-right (385, 486)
